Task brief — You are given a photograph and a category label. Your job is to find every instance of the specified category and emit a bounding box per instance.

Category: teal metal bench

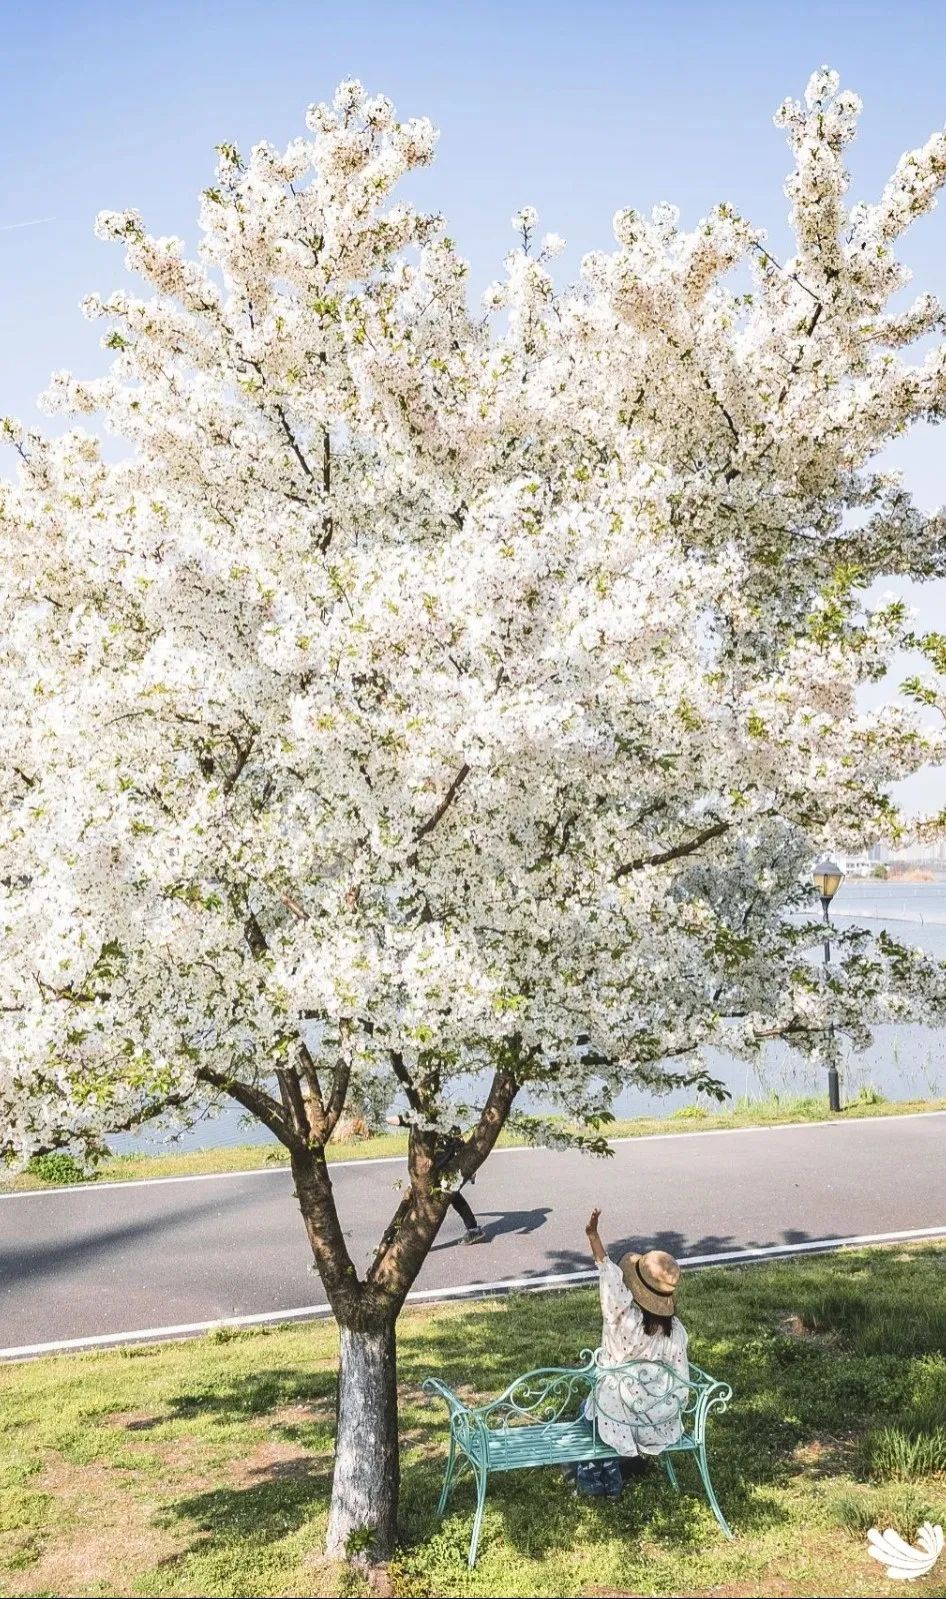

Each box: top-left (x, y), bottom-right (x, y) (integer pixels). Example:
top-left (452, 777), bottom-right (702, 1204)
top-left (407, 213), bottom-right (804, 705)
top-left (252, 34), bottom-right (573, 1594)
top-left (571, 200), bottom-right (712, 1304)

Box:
top-left (423, 1348), bottom-right (733, 1567)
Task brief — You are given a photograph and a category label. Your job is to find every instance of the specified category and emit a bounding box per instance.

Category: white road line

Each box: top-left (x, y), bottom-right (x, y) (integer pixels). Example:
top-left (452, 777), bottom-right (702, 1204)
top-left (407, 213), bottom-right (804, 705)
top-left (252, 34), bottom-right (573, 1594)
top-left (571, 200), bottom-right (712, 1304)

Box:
top-left (3, 1108), bottom-right (945, 1202)
top-left (0, 1164), bottom-right (303, 1199)
top-left (4, 1222), bottom-right (946, 1361)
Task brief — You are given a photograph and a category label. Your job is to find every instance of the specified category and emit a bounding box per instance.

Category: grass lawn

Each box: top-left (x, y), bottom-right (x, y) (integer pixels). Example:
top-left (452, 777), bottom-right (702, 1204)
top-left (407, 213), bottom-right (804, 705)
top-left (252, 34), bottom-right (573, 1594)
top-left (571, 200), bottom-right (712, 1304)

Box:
top-left (3, 1246), bottom-right (946, 1597)
top-left (10, 1089), bottom-right (946, 1190)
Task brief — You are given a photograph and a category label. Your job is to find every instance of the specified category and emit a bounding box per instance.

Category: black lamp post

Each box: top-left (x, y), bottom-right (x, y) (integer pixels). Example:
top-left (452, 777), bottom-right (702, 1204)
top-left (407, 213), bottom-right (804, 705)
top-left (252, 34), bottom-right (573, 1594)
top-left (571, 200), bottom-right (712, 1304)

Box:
top-left (812, 858), bottom-right (844, 1113)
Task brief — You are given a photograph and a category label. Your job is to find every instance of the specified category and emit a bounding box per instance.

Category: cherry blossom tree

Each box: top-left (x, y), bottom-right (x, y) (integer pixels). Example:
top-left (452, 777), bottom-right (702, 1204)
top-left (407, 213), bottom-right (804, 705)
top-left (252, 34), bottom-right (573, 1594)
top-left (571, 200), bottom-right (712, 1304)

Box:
top-left (3, 69), bottom-right (946, 1557)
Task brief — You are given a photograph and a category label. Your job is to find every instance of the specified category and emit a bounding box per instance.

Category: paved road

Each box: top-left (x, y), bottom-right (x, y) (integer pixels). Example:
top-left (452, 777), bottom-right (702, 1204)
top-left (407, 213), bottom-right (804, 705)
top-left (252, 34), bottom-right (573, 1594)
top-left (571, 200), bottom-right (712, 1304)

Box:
top-left (4, 1113), bottom-right (945, 1355)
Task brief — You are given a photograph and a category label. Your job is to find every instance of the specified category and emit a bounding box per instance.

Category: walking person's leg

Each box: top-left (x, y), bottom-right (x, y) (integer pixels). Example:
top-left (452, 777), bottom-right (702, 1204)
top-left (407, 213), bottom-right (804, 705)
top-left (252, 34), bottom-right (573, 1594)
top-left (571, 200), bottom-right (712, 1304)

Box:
top-left (450, 1189), bottom-right (486, 1243)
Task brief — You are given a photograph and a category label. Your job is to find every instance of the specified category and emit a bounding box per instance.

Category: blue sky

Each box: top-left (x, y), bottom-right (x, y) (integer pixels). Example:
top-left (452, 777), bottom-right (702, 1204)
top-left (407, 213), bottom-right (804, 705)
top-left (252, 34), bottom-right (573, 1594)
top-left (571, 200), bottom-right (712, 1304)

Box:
top-left (2, 0), bottom-right (944, 809)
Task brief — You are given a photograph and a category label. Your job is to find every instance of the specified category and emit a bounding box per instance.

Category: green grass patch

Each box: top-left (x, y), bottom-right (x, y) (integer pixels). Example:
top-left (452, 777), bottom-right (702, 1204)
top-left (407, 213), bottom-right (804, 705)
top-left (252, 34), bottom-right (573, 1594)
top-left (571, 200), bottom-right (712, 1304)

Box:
top-left (864, 1426), bottom-right (946, 1482)
top-left (3, 1245), bottom-right (946, 1595)
top-left (7, 1088), bottom-right (945, 1192)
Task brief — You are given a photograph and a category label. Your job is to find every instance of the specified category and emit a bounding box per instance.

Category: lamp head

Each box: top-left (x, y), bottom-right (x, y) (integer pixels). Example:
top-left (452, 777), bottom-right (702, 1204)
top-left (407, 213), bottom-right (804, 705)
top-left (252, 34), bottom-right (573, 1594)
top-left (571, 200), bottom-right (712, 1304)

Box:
top-left (812, 858), bottom-right (844, 903)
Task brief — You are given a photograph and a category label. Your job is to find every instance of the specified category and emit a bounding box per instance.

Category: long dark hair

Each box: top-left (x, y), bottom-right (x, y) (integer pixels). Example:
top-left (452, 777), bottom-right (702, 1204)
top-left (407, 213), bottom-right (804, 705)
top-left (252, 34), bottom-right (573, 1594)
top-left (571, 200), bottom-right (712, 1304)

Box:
top-left (642, 1310), bottom-right (674, 1339)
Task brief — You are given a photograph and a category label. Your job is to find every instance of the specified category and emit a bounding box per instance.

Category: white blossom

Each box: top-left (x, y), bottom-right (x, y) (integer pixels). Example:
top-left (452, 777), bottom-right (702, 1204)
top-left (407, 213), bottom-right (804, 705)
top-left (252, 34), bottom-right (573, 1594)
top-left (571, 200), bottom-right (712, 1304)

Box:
top-left (2, 72), bottom-right (946, 1169)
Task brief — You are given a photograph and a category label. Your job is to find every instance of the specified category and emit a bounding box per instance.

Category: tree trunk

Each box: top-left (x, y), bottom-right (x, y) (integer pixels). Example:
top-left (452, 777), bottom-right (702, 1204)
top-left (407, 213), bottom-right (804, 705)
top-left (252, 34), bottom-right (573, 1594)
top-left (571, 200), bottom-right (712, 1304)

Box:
top-left (283, 1070), bottom-right (520, 1564)
top-left (326, 1318), bottom-right (400, 1561)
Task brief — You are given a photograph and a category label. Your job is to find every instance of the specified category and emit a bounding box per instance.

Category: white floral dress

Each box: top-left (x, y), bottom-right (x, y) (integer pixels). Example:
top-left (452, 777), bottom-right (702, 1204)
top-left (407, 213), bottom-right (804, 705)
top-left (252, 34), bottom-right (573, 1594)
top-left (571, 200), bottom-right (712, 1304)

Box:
top-left (585, 1257), bottom-right (690, 1457)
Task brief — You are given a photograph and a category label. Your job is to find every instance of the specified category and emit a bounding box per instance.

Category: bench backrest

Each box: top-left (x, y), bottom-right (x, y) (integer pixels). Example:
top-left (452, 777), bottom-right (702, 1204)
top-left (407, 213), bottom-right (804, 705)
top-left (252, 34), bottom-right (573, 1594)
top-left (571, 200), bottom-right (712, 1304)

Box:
top-left (424, 1348), bottom-right (731, 1445)
top-left (588, 1355), bottom-right (691, 1433)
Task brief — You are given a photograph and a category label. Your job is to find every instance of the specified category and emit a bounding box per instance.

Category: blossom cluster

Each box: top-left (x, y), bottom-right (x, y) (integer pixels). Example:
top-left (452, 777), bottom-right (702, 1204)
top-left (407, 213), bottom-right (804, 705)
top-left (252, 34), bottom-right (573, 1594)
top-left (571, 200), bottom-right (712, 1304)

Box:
top-left (2, 71), bottom-right (946, 1165)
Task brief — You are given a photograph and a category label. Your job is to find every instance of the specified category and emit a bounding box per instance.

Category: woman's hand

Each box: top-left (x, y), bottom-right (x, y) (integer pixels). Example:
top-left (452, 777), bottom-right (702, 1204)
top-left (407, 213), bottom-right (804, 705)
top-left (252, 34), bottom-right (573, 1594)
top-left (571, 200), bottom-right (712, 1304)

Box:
top-left (585, 1208), bottom-right (606, 1262)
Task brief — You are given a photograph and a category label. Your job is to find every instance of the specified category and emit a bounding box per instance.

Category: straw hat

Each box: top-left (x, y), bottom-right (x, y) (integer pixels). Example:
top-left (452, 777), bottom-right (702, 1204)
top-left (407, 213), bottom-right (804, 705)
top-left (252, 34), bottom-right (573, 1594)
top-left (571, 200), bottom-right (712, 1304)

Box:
top-left (618, 1248), bottom-right (681, 1317)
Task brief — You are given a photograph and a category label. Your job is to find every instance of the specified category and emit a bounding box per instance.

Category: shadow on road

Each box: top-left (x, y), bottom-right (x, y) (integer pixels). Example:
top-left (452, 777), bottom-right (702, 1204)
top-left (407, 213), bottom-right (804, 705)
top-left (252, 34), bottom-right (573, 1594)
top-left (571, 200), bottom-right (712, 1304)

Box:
top-left (429, 1206), bottom-right (553, 1250)
top-left (433, 1225), bottom-right (851, 1292)
top-left (0, 1191), bottom-right (255, 1292)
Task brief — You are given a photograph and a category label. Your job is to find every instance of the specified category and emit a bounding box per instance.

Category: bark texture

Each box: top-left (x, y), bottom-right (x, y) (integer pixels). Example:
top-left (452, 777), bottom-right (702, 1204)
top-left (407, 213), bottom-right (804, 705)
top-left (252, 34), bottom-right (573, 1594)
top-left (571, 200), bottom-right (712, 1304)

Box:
top-left (325, 1321), bottom-right (400, 1559)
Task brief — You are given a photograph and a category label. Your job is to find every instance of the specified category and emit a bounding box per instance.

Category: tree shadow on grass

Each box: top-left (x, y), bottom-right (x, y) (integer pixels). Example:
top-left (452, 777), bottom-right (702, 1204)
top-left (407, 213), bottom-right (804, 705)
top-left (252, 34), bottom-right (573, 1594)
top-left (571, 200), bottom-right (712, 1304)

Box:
top-left (165, 1363), bottom-right (337, 1427)
top-left (154, 1461), bottom-right (334, 1567)
top-left (156, 1394), bottom-right (754, 1578)
top-left (150, 1340), bottom-right (761, 1578)
top-left (154, 1246), bottom-right (946, 1576)
top-left (150, 1370), bottom-right (339, 1572)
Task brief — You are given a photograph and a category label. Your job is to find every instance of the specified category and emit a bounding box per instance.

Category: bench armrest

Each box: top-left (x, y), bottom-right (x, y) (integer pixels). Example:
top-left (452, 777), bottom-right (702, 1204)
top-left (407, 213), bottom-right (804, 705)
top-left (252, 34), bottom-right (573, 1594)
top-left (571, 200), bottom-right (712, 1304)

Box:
top-left (692, 1376), bottom-right (733, 1442)
top-left (421, 1376), bottom-right (468, 1416)
top-left (422, 1376), bottom-right (494, 1460)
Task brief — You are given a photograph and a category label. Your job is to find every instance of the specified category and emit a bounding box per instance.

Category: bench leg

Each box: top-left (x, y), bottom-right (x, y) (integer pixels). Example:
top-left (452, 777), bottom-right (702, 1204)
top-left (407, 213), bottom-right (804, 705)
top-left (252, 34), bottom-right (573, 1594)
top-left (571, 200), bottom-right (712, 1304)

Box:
top-left (436, 1433), bottom-right (458, 1516)
top-left (695, 1442), bottom-right (733, 1539)
top-left (662, 1454), bottom-right (680, 1492)
top-left (468, 1462), bottom-right (488, 1569)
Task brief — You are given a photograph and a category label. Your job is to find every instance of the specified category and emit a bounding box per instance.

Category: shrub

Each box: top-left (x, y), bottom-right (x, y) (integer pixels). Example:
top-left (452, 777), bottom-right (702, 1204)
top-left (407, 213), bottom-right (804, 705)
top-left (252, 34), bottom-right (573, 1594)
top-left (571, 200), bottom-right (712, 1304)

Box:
top-left (25, 1152), bottom-right (89, 1185)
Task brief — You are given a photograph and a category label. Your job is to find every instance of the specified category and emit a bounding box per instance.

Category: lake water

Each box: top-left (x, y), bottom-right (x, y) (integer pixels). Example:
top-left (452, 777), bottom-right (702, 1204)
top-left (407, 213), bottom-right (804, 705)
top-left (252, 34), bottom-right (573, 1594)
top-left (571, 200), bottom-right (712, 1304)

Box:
top-left (111, 878), bottom-right (946, 1154)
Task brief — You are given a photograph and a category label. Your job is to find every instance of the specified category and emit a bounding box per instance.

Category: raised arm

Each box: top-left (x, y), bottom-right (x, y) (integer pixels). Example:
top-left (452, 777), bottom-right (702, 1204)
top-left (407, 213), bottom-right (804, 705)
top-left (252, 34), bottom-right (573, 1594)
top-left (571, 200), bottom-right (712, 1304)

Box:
top-left (585, 1207), bottom-right (607, 1264)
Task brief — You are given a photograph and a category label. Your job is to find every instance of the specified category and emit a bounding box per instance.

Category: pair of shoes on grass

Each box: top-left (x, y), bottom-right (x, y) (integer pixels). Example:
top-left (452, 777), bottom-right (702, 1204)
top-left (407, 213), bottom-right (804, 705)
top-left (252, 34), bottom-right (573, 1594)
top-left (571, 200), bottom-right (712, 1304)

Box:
top-left (562, 1457), bottom-right (649, 1490)
top-left (463, 1227), bottom-right (487, 1244)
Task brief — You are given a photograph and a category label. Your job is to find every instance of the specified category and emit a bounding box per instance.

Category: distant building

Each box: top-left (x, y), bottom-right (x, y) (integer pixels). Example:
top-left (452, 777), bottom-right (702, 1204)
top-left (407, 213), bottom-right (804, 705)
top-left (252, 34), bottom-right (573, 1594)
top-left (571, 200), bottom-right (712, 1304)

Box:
top-left (840, 853), bottom-right (873, 877)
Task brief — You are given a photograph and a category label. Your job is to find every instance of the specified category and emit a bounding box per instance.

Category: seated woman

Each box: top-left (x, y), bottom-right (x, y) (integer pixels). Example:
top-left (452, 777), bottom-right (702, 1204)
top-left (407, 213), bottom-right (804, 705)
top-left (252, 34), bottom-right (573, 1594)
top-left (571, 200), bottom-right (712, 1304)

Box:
top-left (584, 1207), bottom-right (689, 1463)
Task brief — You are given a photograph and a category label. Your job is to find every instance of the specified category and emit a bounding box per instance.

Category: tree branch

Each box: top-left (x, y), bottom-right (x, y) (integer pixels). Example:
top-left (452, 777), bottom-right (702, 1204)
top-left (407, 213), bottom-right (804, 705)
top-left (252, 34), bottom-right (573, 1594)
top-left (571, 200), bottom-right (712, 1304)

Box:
top-left (223, 733), bottom-right (255, 794)
top-left (273, 403), bottom-right (315, 482)
top-left (615, 819), bottom-right (730, 879)
top-left (319, 427), bottom-right (333, 553)
top-left (455, 1066), bottom-right (520, 1180)
top-left (323, 1059), bottom-right (351, 1134)
top-left (197, 1064), bottom-right (304, 1151)
top-left (413, 762), bottom-right (471, 845)
top-left (389, 1049), bottom-right (423, 1112)
top-left (295, 1037), bottom-right (327, 1127)
top-left (290, 1144), bottom-right (362, 1314)
top-left (232, 898), bottom-right (269, 960)
top-left (276, 1065), bottom-right (310, 1140)
top-left (367, 1064), bottom-right (519, 1302)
